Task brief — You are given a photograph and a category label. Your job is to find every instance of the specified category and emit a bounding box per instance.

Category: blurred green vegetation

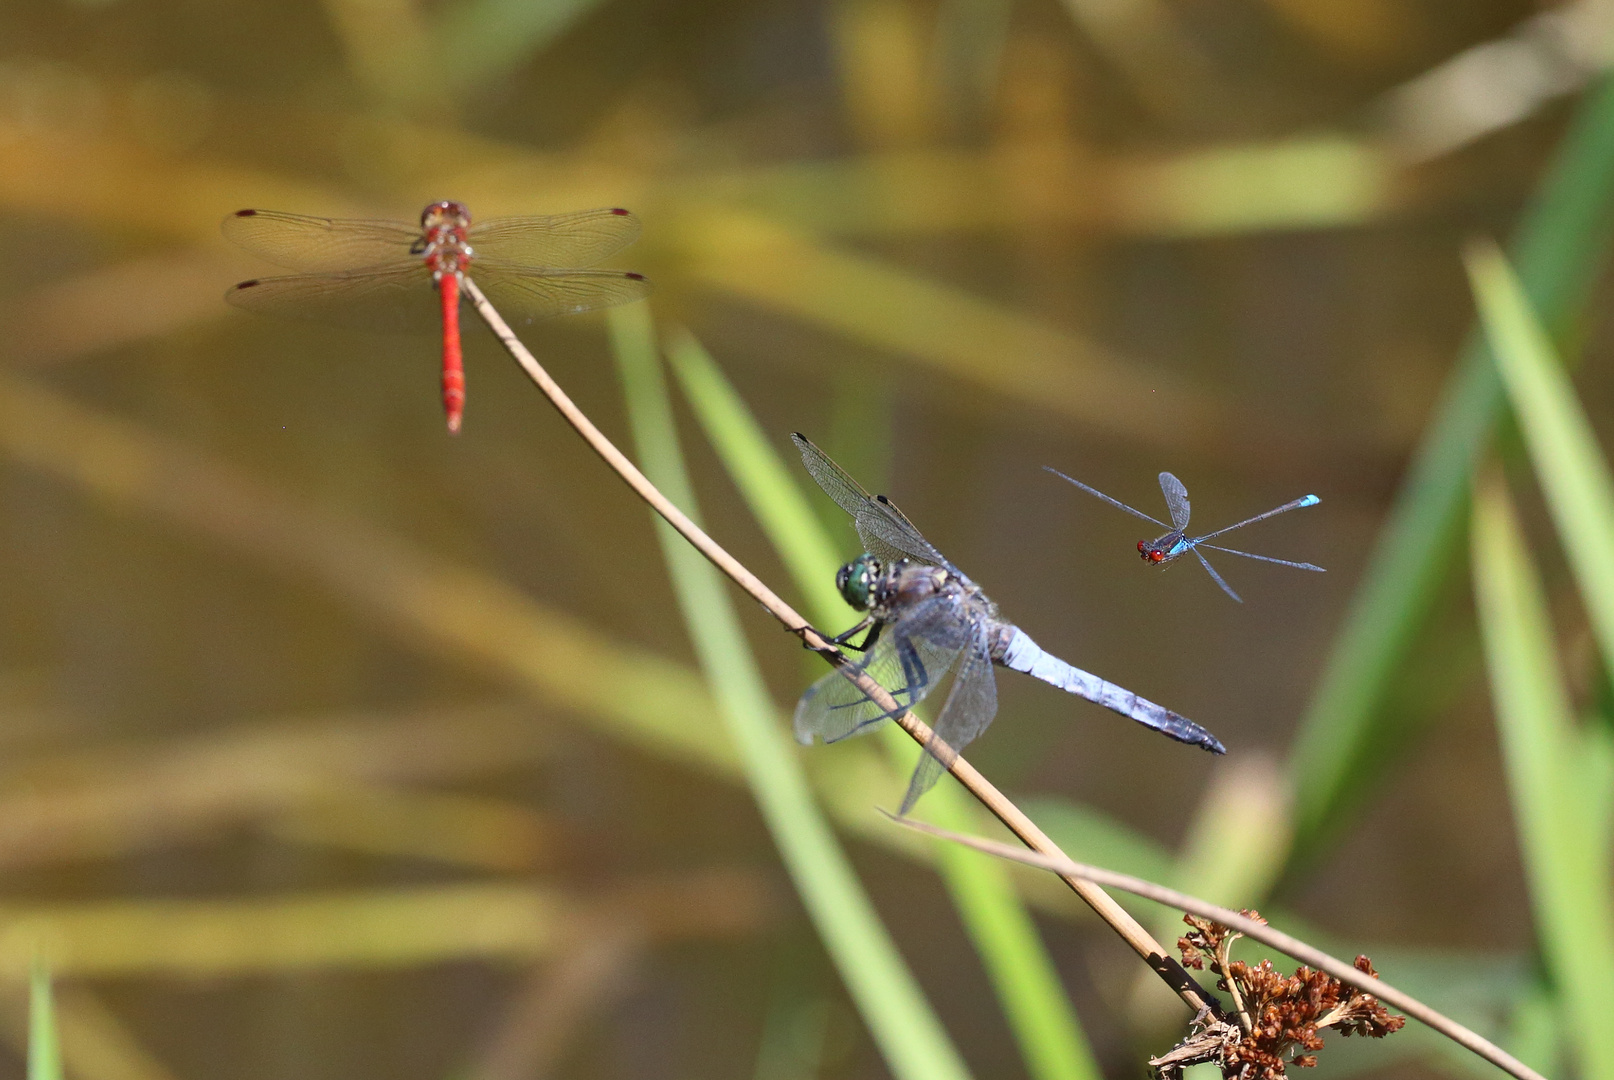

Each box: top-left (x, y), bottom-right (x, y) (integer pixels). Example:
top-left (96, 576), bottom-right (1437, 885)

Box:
top-left (0, 2), bottom-right (1612, 1080)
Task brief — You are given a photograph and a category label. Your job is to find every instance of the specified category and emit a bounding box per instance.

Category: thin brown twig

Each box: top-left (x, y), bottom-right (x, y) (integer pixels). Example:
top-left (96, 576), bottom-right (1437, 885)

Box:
top-left (464, 279), bottom-right (1219, 1016)
top-left (883, 812), bottom-right (1547, 1080)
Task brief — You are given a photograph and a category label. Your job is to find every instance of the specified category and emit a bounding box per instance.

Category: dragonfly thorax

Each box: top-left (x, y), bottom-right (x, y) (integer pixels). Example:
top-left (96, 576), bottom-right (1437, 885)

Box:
top-left (417, 201), bottom-right (474, 279)
top-left (836, 554), bottom-right (882, 610)
top-left (1139, 534), bottom-right (1185, 564)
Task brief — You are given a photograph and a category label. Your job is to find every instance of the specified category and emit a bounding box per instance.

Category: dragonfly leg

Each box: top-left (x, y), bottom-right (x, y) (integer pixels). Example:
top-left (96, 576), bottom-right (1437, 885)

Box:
top-left (888, 635), bottom-right (930, 710)
top-left (832, 618), bottom-right (882, 653)
top-left (827, 631), bottom-right (925, 722)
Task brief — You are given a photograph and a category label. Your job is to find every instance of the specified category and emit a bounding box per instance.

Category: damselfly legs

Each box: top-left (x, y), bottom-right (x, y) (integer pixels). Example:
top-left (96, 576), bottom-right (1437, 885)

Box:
top-left (1047, 468), bottom-right (1323, 602)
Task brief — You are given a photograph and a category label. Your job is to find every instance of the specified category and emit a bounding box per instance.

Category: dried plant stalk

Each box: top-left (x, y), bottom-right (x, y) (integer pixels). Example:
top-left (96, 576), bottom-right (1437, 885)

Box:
top-left (465, 278), bottom-right (1221, 1015)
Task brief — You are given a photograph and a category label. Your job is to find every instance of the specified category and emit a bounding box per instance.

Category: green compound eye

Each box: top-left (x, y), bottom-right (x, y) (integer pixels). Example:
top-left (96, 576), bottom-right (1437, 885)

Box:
top-left (835, 554), bottom-right (880, 610)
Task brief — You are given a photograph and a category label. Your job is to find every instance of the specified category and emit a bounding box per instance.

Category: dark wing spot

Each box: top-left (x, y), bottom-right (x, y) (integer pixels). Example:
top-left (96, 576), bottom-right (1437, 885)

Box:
top-left (235, 279), bottom-right (261, 289)
top-left (625, 272), bottom-right (646, 281)
top-left (233, 209), bottom-right (258, 217)
top-left (610, 207), bottom-right (631, 216)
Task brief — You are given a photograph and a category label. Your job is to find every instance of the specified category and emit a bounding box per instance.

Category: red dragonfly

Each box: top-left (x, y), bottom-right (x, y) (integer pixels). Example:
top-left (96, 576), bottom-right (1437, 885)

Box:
top-left (223, 201), bottom-right (650, 432)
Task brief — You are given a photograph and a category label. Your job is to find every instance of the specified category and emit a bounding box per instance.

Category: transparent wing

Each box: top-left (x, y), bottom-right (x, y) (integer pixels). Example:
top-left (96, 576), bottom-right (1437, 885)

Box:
top-left (794, 601), bottom-right (966, 745)
top-left (1196, 543), bottom-right (1325, 572)
top-left (221, 210), bottom-right (419, 272)
top-left (1190, 493), bottom-right (1320, 544)
top-left (1159, 472), bottom-right (1191, 531)
top-left (224, 267), bottom-right (440, 333)
top-left (474, 263), bottom-right (651, 323)
top-left (468, 208), bottom-right (642, 267)
top-left (899, 624), bottom-right (999, 814)
top-left (791, 434), bottom-right (948, 567)
top-left (792, 432), bottom-right (876, 518)
top-left (1190, 548), bottom-right (1243, 603)
top-left (859, 495), bottom-right (949, 568)
top-left (1044, 467), bottom-right (1168, 529)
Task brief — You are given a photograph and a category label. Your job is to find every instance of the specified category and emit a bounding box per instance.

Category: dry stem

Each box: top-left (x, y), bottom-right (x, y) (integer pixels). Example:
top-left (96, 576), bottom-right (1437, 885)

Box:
top-left (464, 279), bottom-right (1220, 1016)
top-left (886, 813), bottom-right (1547, 1080)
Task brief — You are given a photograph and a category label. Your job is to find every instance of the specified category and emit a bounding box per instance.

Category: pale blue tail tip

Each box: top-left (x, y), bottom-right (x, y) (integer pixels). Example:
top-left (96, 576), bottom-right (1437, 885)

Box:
top-left (1300, 494), bottom-right (1320, 507)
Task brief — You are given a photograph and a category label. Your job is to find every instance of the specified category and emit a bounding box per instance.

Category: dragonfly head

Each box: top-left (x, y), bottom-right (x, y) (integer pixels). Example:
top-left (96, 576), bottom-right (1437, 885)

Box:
top-left (836, 554), bottom-right (882, 611)
top-left (421, 201), bottom-right (472, 230)
top-left (1138, 540), bottom-right (1167, 564)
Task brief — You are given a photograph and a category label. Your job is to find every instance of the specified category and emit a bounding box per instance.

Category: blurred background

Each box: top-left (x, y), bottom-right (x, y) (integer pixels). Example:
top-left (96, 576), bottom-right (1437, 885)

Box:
top-left (0, 0), bottom-right (1611, 1079)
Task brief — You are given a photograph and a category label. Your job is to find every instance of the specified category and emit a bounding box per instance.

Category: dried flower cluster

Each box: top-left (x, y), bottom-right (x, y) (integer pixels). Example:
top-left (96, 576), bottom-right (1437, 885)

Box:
top-left (1150, 912), bottom-right (1404, 1080)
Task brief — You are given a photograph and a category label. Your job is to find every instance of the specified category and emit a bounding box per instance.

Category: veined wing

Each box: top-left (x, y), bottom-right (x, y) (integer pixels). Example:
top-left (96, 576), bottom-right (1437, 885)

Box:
top-left (900, 624), bottom-right (998, 814)
top-left (222, 210), bottom-right (420, 273)
top-left (791, 434), bottom-right (948, 567)
top-left (224, 267), bottom-right (440, 333)
top-left (1196, 542), bottom-right (1325, 572)
top-left (1190, 548), bottom-right (1243, 603)
top-left (794, 596), bottom-right (964, 745)
top-left (1159, 472), bottom-right (1191, 531)
top-left (1044, 467), bottom-right (1169, 529)
top-left (474, 262), bottom-right (651, 323)
top-left (468, 208), bottom-right (642, 267)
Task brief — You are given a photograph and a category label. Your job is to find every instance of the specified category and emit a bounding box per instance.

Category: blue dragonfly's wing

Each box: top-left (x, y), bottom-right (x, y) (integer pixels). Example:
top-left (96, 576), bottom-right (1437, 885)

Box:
top-left (793, 596), bottom-right (965, 745)
top-left (899, 622), bottom-right (999, 814)
top-left (793, 433), bottom-right (950, 567)
top-left (1159, 472), bottom-right (1191, 532)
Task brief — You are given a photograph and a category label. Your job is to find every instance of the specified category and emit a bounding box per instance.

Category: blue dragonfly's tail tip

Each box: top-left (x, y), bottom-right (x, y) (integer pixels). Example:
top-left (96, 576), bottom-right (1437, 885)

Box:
top-left (1300, 494), bottom-right (1321, 507)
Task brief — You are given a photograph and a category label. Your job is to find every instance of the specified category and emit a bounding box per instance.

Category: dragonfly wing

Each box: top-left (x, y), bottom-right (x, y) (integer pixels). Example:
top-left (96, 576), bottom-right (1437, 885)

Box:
top-left (1191, 548), bottom-right (1243, 602)
top-left (794, 598), bottom-right (965, 745)
top-left (899, 624), bottom-right (998, 814)
top-left (225, 267), bottom-right (441, 333)
top-left (793, 433), bottom-right (878, 518)
top-left (791, 434), bottom-right (949, 567)
top-left (1196, 543), bottom-right (1325, 571)
top-left (222, 210), bottom-right (419, 272)
top-left (856, 497), bottom-right (949, 568)
top-left (468, 208), bottom-right (642, 267)
top-left (474, 264), bottom-right (651, 323)
top-left (1044, 467), bottom-right (1168, 528)
top-left (1159, 472), bottom-right (1191, 531)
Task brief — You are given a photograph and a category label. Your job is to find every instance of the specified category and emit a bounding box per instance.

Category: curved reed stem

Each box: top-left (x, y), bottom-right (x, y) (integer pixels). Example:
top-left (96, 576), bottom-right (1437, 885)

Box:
top-left (882, 813), bottom-right (1546, 1080)
top-left (464, 279), bottom-right (1221, 1017)
top-left (471, 286), bottom-right (1547, 1080)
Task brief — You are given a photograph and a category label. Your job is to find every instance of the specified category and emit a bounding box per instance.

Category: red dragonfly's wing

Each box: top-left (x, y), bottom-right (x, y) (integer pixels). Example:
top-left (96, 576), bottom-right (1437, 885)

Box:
top-left (222, 210), bottom-right (421, 273)
top-left (467, 208), bottom-right (642, 268)
top-left (224, 267), bottom-right (440, 333)
top-left (474, 263), bottom-right (652, 323)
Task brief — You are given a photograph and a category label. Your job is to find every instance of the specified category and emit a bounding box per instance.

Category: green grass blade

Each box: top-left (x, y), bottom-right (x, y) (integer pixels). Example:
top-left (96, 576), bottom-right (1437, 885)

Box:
top-left (28, 961), bottom-right (61, 1080)
top-left (1465, 240), bottom-right (1614, 681)
top-left (1287, 74), bottom-right (1614, 853)
top-left (1471, 472), bottom-right (1614, 1080)
top-left (665, 328), bottom-right (1100, 1080)
top-left (660, 327), bottom-right (847, 620)
top-left (608, 305), bottom-right (974, 1080)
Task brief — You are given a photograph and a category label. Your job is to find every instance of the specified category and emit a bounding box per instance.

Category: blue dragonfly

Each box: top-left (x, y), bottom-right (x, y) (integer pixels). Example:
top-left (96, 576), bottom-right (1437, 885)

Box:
top-left (793, 435), bottom-right (1224, 813)
top-left (1046, 468), bottom-right (1324, 603)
